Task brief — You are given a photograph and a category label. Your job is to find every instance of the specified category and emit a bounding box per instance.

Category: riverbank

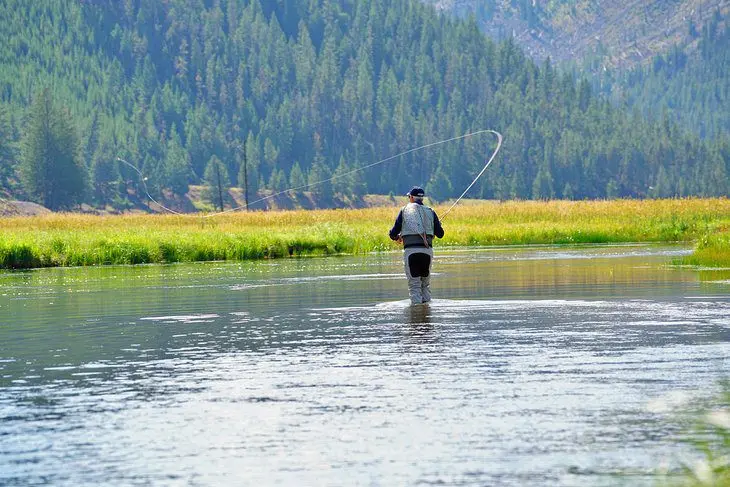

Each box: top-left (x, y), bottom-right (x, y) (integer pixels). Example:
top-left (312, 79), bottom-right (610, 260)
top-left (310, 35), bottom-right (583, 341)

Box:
top-left (1, 198), bottom-right (729, 269)
top-left (676, 229), bottom-right (730, 268)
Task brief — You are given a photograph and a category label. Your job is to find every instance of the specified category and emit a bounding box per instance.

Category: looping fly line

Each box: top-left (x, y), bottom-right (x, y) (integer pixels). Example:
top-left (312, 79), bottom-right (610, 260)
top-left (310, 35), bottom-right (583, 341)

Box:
top-left (118, 129), bottom-right (503, 218)
top-left (440, 130), bottom-right (502, 220)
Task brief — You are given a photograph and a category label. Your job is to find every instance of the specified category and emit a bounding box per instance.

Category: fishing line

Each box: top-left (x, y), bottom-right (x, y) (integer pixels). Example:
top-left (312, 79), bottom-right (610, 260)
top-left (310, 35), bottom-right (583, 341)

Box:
top-left (212, 129), bottom-right (503, 218)
top-left (116, 157), bottom-right (185, 216)
top-left (116, 128), bottom-right (502, 218)
top-left (440, 129), bottom-right (502, 220)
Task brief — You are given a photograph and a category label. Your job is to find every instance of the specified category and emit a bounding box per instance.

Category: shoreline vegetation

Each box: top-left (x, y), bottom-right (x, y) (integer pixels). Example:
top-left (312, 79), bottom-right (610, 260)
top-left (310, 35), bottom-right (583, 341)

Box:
top-left (1, 198), bottom-right (729, 270)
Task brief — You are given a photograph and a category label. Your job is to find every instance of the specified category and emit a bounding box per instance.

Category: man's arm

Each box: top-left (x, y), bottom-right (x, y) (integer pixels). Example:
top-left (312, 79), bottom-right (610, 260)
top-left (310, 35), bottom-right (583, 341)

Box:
top-left (389, 210), bottom-right (404, 240)
top-left (433, 212), bottom-right (444, 238)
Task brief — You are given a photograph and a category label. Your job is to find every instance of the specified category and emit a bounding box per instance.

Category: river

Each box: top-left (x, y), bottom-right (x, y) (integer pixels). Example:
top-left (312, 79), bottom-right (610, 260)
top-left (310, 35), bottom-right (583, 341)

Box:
top-left (1, 245), bottom-right (729, 486)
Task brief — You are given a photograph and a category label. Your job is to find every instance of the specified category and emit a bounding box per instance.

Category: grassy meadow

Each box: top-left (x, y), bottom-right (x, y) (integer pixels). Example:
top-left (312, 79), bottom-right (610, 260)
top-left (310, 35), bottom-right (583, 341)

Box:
top-left (1, 198), bottom-right (729, 269)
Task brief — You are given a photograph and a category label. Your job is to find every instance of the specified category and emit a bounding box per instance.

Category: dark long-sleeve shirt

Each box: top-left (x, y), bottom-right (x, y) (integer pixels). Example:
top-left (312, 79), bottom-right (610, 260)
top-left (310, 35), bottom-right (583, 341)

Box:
top-left (389, 202), bottom-right (444, 248)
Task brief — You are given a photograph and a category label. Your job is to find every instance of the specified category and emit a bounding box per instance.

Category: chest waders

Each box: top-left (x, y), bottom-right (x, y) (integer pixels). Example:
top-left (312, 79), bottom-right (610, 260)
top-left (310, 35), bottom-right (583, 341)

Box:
top-left (400, 203), bottom-right (435, 305)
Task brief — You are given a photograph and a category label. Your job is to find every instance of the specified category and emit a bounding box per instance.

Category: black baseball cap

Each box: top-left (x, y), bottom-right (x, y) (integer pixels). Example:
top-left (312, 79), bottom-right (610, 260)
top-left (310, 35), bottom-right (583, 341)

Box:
top-left (407, 186), bottom-right (425, 197)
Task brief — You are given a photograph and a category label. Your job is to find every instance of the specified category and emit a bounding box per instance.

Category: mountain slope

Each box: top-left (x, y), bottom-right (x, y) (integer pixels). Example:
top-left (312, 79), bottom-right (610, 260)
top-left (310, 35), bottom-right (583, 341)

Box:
top-left (425, 0), bottom-right (730, 67)
top-left (425, 0), bottom-right (730, 142)
top-left (597, 9), bottom-right (730, 138)
top-left (0, 0), bottom-right (727, 209)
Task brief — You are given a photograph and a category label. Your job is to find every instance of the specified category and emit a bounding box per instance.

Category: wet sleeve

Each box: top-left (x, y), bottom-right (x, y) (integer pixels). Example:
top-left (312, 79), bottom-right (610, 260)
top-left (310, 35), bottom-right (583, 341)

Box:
top-left (433, 212), bottom-right (444, 238)
top-left (389, 211), bottom-right (403, 240)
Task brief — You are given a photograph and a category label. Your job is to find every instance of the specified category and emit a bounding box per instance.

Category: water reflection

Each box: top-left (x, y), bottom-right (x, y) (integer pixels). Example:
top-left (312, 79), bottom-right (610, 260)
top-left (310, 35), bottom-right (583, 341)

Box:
top-left (1, 245), bottom-right (728, 486)
top-left (404, 303), bottom-right (439, 343)
top-left (406, 302), bottom-right (432, 324)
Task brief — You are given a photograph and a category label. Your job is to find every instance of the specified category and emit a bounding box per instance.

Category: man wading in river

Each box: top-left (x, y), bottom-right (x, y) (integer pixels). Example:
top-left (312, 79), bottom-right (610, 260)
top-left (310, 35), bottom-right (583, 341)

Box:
top-left (389, 186), bottom-right (445, 305)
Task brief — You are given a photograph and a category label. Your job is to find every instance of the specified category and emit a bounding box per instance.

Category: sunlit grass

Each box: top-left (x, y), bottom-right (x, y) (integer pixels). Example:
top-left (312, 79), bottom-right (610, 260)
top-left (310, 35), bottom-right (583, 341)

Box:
top-left (1, 198), bottom-right (729, 269)
top-left (677, 229), bottom-right (730, 268)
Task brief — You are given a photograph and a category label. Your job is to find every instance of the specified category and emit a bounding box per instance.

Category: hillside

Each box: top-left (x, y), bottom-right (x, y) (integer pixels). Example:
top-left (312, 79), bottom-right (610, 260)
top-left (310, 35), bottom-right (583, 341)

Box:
top-left (0, 198), bottom-right (51, 217)
top-left (422, 1), bottom-right (730, 140)
top-left (425, 0), bottom-right (730, 67)
top-left (598, 9), bottom-right (730, 138)
top-left (0, 0), bottom-right (728, 212)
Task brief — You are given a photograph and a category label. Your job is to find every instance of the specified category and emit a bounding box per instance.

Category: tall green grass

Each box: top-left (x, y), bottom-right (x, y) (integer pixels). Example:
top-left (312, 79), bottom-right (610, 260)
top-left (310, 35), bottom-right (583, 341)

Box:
top-left (678, 229), bottom-right (730, 268)
top-left (1, 198), bottom-right (729, 269)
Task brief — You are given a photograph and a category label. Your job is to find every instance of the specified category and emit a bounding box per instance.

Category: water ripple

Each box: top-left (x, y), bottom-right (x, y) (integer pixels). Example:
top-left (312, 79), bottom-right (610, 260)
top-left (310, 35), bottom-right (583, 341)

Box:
top-left (1, 247), bottom-right (728, 486)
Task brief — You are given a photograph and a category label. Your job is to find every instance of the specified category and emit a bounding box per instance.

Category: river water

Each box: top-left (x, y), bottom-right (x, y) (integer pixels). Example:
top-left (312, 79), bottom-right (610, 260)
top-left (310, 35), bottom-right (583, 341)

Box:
top-left (1, 245), bottom-right (729, 486)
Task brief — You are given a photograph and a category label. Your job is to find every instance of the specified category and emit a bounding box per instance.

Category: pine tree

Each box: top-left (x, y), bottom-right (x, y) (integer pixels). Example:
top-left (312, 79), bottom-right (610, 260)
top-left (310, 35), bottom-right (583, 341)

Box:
top-left (0, 106), bottom-right (17, 190)
top-left (332, 156), bottom-right (354, 196)
top-left (164, 127), bottom-right (192, 197)
top-left (289, 162), bottom-right (307, 190)
top-left (263, 137), bottom-right (279, 185)
top-left (562, 182), bottom-right (574, 200)
top-left (238, 131), bottom-right (260, 207)
top-left (268, 168), bottom-right (287, 192)
top-left (19, 89), bottom-right (87, 210)
top-left (651, 166), bottom-right (673, 198)
top-left (532, 162), bottom-right (555, 200)
top-left (90, 136), bottom-right (121, 206)
top-left (308, 156), bottom-right (333, 202)
top-left (141, 154), bottom-right (165, 199)
top-left (509, 168), bottom-right (528, 200)
top-left (427, 165), bottom-right (453, 202)
top-left (606, 179), bottom-right (620, 199)
top-left (350, 159), bottom-right (367, 198)
top-left (202, 155), bottom-right (229, 211)
top-left (700, 150), bottom-right (729, 197)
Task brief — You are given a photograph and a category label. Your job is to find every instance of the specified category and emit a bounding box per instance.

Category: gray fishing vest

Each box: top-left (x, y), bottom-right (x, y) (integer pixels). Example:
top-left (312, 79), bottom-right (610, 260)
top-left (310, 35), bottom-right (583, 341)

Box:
top-left (400, 203), bottom-right (435, 237)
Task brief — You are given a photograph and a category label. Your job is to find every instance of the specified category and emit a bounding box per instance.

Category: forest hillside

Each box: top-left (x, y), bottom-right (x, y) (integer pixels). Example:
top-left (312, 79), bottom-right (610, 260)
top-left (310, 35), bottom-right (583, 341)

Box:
top-left (597, 8), bottom-right (730, 138)
top-left (0, 0), bottom-right (728, 212)
top-left (427, 0), bottom-right (730, 138)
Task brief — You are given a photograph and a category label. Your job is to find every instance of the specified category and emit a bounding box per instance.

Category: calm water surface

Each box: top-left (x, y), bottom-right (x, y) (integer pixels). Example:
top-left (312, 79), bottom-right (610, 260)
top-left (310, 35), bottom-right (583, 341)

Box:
top-left (1, 245), bottom-right (729, 486)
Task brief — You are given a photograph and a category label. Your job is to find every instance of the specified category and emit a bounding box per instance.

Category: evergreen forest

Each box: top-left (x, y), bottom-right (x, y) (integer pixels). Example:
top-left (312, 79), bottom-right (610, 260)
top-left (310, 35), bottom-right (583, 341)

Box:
top-left (597, 9), bottom-right (730, 139)
top-left (0, 0), bottom-right (728, 211)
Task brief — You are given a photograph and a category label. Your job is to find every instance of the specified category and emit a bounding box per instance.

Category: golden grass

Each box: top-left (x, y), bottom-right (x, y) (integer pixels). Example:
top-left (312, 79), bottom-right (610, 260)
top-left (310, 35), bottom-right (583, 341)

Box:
top-left (1, 198), bottom-right (729, 269)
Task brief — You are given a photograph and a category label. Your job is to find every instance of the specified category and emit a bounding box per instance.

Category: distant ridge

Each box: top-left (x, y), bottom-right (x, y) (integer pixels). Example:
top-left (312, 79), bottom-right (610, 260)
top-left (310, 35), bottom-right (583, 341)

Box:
top-left (425, 0), bottom-right (730, 67)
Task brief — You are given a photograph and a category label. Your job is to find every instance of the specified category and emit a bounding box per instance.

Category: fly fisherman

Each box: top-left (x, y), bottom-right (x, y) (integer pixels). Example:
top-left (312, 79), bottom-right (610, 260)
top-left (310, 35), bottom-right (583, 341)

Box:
top-left (389, 187), bottom-right (445, 305)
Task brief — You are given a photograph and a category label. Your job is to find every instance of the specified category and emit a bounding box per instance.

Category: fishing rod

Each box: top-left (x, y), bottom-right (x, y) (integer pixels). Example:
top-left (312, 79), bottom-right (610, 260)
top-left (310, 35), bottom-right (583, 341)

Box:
top-left (116, 128), bottom-right (502, 217)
